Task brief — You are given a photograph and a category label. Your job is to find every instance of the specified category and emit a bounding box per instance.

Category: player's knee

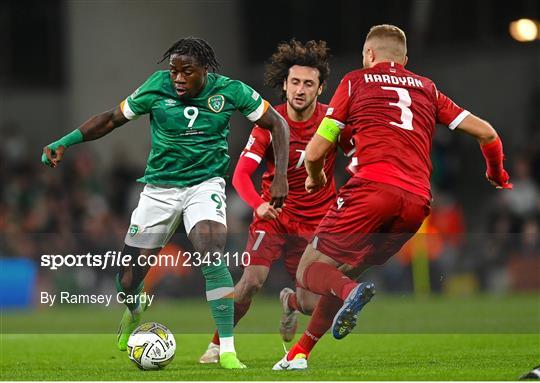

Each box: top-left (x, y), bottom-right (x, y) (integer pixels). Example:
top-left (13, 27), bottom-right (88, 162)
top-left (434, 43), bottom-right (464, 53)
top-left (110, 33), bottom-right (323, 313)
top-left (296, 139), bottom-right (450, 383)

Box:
top-left (189, 221), bottom-right (227, 255)
top-left (242, 273), bottom-right (265, 297)
top-left (295, 268), bottom-right (305, 286)
top-left (296, 248), bottom-right (315, 285)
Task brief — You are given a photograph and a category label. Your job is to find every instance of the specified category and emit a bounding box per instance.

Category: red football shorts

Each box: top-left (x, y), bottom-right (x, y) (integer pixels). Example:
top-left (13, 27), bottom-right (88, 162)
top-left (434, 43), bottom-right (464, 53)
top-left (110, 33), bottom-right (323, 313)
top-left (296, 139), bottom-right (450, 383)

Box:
top-left (314, 178), bottom-right (431, 267)
top-left (244, 210), bottom-right (319, 281)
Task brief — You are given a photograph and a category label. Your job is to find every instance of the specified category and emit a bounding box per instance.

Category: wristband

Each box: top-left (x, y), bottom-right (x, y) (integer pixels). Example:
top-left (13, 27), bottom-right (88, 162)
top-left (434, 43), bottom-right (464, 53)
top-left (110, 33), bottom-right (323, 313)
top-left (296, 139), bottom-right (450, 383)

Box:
top-left (480, 136), bottom-right (503, 177)
top-left (49, 129), bottom-right (84, 150)
top-left (42, 129), bottom-right (84, 165)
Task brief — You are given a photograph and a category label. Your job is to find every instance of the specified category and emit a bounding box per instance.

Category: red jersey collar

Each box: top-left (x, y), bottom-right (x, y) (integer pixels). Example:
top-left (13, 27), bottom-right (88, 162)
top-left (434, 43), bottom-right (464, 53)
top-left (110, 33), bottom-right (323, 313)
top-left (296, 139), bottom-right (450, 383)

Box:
top-left (371, 61), bottom-right (405, 70)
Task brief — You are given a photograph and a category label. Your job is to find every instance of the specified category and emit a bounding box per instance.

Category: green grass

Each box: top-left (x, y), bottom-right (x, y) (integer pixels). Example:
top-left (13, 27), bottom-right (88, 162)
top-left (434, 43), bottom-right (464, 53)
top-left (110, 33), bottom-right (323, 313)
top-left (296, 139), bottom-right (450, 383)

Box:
top-left (1, 294), bottom-right (539, 380)
top-left (2, 294), bottom-right (539, 334)
top-left (1, 334), bottom-right (538, 380)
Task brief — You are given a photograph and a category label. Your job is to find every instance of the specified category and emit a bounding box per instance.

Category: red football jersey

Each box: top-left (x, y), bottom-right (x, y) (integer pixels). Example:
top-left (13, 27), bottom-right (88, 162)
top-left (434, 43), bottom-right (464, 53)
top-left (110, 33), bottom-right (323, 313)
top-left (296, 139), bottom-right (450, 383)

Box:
top-left (240, 102), bottom-right (354, 221)
top-left (327, 62), bottom-right (469, 199)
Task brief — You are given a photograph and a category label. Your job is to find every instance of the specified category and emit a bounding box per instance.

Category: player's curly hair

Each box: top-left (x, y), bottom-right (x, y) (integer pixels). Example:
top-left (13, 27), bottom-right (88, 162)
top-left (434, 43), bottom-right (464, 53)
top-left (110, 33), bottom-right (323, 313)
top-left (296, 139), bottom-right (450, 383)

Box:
top-left (264, 39), bottom-right (331, 100)
top-left (159, 37), bottom-right (220, 71)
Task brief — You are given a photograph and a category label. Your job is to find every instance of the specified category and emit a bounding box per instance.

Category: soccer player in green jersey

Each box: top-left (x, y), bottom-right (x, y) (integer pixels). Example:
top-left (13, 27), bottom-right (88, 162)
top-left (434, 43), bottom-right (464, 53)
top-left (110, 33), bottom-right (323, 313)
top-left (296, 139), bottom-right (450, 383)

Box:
top-left (42, 37), bottom-right (290, 369)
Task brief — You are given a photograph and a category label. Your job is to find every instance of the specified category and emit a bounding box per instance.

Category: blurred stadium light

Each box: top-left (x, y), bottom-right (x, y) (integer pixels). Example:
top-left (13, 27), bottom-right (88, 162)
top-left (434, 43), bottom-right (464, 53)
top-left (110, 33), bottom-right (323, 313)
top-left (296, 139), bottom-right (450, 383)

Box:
top-left (509, 18), bottom-right (540, 41)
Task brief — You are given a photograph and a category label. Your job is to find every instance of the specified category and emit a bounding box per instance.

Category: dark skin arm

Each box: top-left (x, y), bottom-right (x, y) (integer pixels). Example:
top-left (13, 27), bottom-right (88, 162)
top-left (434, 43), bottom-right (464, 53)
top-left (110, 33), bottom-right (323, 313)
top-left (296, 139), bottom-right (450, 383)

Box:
top-left (43, 106), bottom-right (129, 167)
top-left (254, 105), bottom-right (290, 208)
top-left (304, 134), bottom-right (335, 193)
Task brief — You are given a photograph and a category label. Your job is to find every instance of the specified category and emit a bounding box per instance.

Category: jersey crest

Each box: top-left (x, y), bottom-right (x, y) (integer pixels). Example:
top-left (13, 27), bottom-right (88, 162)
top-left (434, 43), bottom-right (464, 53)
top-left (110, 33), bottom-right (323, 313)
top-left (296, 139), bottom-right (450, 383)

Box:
top-left (208, 94), bottom-right (225, 113)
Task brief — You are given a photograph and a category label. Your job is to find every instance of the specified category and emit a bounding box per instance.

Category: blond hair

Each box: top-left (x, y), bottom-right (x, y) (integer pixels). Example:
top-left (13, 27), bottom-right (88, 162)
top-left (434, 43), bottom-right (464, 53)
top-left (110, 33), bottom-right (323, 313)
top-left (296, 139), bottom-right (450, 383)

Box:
top-left (365, 24), bottom-right (407, 61)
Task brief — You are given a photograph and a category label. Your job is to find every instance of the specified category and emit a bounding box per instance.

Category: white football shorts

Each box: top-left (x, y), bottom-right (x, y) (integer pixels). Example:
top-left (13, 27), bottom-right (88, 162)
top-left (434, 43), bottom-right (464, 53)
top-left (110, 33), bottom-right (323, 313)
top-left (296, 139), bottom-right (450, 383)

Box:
top-left (124, 177), bottom-right (227, 249)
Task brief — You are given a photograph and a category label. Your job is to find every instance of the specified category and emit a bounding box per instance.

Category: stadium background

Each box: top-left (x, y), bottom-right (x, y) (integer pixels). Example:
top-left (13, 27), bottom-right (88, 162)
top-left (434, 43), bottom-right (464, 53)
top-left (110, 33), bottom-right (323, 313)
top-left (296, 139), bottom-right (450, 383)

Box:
top-left (1, 0), bottom-right (539, 325)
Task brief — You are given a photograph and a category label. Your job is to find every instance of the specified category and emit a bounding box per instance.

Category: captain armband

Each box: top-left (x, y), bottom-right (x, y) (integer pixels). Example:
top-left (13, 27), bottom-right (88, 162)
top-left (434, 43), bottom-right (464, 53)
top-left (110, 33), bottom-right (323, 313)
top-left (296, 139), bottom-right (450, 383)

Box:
top-left (316, 117), bottom-right (344, 144)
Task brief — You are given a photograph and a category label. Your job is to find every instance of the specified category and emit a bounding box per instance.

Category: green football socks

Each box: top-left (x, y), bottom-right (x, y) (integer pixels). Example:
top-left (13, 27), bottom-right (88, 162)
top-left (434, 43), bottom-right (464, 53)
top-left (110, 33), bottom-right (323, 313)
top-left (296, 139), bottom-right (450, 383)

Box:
top-left (201, 262), bottom-right (235, 339)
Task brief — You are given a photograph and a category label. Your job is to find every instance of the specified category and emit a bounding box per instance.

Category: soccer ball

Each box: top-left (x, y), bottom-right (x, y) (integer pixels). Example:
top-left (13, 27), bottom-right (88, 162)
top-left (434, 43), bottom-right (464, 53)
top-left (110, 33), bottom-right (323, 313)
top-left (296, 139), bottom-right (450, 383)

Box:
top-left (127, 322), bottom-right (176, 370)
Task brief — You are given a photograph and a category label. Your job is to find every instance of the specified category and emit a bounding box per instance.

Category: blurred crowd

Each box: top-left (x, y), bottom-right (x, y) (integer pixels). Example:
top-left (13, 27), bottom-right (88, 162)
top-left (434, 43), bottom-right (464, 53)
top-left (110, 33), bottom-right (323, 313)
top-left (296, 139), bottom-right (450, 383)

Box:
top-left (1, 120), bottom-right (539, 295)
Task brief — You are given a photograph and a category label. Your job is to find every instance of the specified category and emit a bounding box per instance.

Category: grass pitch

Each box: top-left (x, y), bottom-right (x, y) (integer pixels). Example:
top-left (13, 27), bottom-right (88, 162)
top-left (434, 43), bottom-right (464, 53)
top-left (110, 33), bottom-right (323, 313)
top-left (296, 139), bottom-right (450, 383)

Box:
top-left (1, 294), bottom-right (539, 380)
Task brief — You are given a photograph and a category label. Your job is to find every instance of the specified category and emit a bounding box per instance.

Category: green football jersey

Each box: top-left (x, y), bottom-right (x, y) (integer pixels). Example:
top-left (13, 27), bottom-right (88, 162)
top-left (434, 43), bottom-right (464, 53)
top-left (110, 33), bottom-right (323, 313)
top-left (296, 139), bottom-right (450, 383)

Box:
top-left (120, 71), bottom-right (266, 187)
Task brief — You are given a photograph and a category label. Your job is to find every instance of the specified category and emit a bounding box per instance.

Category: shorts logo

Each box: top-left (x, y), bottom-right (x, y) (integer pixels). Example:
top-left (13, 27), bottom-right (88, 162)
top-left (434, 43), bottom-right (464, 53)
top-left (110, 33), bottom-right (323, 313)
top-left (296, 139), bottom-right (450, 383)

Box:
top-left (128, 224), bottom-right (140, 237)
top-left (211, 193), bottom-right (223, 210)
top-left (208, 94), bottom-right (225, 113)
top-left (211, 193), bottom-right (225, 218)
top-left (337, 197), bottom-right (344, 209)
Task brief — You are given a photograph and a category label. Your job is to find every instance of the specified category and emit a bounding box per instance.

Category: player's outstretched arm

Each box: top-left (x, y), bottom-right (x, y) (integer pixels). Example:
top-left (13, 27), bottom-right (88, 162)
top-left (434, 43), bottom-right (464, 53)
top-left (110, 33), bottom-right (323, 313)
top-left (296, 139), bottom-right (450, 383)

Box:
top-left (255, 106), bottom-right (290, 208)
top-left (455, 114), bottom-right (512, 189)
top-left (42, 106), bottom-right (129, 168)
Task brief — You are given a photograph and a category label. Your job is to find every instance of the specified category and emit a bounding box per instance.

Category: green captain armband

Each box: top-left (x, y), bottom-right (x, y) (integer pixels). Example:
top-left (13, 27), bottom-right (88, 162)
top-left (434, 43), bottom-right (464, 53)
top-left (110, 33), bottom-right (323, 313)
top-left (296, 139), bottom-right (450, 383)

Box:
top-left (316, 117), bottom-right (342, 143)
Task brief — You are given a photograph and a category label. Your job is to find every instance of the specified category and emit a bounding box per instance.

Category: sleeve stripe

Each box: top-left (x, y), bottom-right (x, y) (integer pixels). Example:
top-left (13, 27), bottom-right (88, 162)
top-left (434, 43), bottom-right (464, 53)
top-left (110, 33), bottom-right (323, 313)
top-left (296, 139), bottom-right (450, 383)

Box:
top-left (246, 100), bottom-right (269, 122)
top-left (243, 151), bottom-right (262, 163)
top-left (347, 157), bottom-right (358, 173)
top-left (312, 236), bottom-right (319, 250)
top-left (120, 99), bottom-right (138, 120)
top-left (448, 110), bottom-right (470, 130)
top-left (346, 148), bottom-right (356, 157)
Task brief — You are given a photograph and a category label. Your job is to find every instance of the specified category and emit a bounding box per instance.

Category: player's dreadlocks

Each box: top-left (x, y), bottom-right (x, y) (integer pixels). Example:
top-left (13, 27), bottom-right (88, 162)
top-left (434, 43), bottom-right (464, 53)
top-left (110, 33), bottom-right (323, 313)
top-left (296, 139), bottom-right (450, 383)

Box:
top-left (264, 39), bottom-right (331, 100)
top-left (159, 37), bottom-right (220, 71)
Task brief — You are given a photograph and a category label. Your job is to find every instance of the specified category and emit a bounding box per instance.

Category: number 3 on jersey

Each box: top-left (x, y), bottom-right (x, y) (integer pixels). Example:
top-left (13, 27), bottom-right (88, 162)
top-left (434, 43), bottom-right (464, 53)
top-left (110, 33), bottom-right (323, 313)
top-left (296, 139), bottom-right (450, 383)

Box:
top-left (381, 86), bottom-right (413, 131)
top-left (184, 106), bottom-right (199, 128)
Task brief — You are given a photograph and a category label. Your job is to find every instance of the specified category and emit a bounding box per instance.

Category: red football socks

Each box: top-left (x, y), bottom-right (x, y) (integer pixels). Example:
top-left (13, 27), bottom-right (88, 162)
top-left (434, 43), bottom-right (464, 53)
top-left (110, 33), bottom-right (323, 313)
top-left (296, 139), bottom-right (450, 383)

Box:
top-left (480, 137), bottom-right (512, 188)
top-left (211, 300), bottom-right (252, 345)
top-left (480, 137), bottom-right (503, 175)
top-left (302, 261), bottom-right (357, 301)
top-left (287, 343), bottom-right (309, 361)
top-left (287, 295), bottom-right (343, 360)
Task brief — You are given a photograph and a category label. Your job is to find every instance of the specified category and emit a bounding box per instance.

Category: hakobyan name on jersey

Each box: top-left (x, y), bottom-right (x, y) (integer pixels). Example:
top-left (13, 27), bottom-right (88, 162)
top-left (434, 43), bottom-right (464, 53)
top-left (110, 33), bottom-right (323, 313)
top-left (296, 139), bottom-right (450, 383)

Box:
top-left (364, 73), bottom-right (423, 88)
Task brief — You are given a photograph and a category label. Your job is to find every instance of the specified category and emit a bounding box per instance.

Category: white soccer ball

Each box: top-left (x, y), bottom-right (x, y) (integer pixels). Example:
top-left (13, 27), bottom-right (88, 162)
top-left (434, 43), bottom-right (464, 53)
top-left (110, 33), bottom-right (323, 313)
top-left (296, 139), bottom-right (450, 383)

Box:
top-left (127, 322), bottom-right (176, 370)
